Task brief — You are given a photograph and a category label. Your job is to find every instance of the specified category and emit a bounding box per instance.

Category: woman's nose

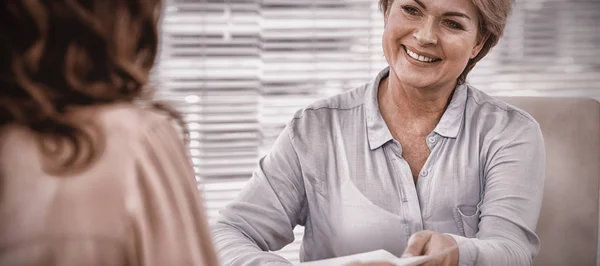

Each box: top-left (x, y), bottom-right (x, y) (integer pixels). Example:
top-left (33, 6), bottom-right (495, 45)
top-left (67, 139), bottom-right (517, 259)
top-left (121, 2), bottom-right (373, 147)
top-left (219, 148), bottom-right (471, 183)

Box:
top-left (413, 19), bottom-right (438, 46)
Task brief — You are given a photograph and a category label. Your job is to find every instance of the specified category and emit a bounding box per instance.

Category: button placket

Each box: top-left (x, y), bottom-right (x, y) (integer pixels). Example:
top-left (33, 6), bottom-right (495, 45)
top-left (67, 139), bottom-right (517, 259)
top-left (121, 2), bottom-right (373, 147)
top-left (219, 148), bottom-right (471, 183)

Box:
top-left (384, 144), bottom-right (408, 202)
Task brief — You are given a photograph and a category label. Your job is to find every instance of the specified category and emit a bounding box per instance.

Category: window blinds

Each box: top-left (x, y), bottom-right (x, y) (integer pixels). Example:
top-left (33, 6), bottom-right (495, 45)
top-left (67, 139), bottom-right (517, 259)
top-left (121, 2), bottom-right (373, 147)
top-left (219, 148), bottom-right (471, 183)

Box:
top-left (153, 0), bottom-right (600, 263)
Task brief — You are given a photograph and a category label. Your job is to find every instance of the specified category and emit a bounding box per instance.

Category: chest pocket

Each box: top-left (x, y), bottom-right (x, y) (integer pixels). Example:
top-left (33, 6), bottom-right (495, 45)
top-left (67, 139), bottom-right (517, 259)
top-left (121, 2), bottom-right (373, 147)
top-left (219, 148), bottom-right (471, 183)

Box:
top-left (451, 165), bottom-right (484, 238)
top-left (452, 203), bottom-right (481, 238)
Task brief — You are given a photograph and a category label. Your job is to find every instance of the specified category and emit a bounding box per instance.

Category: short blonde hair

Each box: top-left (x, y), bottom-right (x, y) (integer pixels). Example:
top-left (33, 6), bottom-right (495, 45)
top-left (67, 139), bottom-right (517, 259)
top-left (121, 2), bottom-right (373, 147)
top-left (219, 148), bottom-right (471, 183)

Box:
top-left (378, 0), bottom-right (513, 84)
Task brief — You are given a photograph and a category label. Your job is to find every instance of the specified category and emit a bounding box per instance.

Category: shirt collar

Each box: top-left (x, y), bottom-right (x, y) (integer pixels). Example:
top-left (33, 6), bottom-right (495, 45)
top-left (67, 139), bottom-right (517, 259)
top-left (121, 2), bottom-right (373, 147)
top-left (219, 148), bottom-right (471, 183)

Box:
top-left (365, 67), bottom-right (468, 150)
top-left (434, 81), bottom-right (468, 138)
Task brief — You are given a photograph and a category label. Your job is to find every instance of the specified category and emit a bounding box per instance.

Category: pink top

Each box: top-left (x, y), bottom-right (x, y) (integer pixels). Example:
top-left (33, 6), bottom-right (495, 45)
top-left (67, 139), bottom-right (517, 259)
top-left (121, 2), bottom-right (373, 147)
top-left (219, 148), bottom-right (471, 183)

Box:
top-left (0, 103), bottom-right (219, 266)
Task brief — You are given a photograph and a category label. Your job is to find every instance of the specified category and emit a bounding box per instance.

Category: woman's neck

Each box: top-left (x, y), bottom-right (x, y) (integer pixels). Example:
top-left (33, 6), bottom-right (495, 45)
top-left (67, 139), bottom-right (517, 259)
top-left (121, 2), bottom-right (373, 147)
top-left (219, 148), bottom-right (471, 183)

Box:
top-left (381, 72), bottom-right (456, 116)
top-left (378, 72), bottom-right (456, 135)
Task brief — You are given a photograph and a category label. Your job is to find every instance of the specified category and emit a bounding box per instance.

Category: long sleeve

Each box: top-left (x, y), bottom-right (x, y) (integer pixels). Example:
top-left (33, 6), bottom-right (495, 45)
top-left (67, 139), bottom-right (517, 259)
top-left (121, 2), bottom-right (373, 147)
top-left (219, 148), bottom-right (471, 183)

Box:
top-left (126, 118), bottom-right (219, 266)
top-left (448, 122), bottom-right (546, 266)
top-left (213, 123), bottom-right (308, 266)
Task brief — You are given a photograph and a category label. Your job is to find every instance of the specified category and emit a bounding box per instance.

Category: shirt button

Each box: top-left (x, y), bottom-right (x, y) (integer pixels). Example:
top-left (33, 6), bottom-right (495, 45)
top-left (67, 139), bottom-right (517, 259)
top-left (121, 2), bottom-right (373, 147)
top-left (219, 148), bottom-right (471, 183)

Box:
top-left (420, 170), bottom-right (429, 177)
top-left (427, 136), bottom-right (436, 144)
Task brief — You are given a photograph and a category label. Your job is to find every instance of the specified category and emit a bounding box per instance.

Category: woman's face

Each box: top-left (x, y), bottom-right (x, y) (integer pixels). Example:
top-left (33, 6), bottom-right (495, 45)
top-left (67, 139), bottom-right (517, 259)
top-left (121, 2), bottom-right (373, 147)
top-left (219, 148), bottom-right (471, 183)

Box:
top-left (382, 0), bottom-right (484, 90)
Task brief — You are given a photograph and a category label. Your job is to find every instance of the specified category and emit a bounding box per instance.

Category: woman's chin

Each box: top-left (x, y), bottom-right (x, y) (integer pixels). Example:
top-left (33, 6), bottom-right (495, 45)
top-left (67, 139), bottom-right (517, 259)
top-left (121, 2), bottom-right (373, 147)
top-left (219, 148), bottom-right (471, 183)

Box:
top-left (393, 70), bottom-right (438, 89)
top-left (390, 64), bottom-right (457, 91)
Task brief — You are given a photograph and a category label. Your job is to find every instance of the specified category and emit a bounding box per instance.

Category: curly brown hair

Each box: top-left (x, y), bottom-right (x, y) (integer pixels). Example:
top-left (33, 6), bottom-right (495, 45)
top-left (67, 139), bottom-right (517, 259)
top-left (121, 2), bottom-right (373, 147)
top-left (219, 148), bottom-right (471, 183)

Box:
top-left (0, 0), bottom-right (181, 174)
top-left (378, 0), bottom-right (512, 84)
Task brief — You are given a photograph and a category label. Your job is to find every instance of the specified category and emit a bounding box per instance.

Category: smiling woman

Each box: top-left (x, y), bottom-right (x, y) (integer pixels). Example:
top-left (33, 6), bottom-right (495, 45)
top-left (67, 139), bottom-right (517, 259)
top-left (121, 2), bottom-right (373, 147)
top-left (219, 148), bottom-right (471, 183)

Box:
top-left (212, 0), bottom-right (546, 266)
top-left (380, 0), bottom-right (511, 84)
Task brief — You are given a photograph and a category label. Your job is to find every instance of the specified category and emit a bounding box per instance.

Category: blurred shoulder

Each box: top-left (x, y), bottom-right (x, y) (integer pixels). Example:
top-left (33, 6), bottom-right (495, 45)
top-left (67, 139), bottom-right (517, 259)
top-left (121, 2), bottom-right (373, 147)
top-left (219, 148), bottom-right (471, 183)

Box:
top-left (83, 102), bottom-right (182, 141)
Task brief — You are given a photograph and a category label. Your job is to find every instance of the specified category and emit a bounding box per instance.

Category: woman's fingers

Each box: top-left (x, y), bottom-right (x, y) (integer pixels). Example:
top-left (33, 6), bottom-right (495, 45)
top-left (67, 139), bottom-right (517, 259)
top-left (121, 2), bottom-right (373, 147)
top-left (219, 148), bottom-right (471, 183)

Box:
top-left (402, 230), bottom-right (434, 257)
top-left (410, 232), bottom-right (459, 266)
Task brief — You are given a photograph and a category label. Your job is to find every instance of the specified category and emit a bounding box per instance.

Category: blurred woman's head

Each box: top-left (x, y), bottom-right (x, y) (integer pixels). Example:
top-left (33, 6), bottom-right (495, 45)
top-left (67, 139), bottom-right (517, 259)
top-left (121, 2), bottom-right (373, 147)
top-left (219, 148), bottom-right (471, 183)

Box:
top-left (378, 0), bottom-right (512, 87)
top-left (0, 0), bottom-right (164, 173)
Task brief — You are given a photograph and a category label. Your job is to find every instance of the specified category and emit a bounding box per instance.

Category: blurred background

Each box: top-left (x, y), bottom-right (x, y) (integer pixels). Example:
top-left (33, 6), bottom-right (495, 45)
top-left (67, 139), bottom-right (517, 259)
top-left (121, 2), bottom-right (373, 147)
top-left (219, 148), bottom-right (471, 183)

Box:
top-left (151, 0), bottom-right (600, 263)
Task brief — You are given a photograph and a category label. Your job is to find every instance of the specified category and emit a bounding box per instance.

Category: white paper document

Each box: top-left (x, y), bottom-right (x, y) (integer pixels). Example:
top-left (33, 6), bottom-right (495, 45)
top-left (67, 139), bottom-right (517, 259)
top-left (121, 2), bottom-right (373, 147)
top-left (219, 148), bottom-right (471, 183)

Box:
top-left (295, 245), bottom-right (459, 266)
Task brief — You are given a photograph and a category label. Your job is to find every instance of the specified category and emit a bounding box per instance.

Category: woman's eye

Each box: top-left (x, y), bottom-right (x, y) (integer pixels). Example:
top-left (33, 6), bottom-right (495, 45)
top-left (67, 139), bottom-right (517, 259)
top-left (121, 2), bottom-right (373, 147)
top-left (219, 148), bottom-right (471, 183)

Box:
top-left (443, 20), bottom-right (464, 30)
top-left (401, 5), bottom-right (421, 16)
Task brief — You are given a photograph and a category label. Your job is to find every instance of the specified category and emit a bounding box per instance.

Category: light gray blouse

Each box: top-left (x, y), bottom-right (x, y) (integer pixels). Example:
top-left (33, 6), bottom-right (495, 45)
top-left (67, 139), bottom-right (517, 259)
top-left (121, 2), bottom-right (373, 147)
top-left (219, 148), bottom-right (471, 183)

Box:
top-left (213, 67), bottom-right (546, 266)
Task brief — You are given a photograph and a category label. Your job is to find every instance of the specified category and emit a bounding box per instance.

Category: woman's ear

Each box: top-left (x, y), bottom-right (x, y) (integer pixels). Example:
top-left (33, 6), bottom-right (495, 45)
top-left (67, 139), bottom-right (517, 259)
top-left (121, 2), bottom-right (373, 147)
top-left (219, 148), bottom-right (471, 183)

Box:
top-left (470, 33), bottom-right (489, 59)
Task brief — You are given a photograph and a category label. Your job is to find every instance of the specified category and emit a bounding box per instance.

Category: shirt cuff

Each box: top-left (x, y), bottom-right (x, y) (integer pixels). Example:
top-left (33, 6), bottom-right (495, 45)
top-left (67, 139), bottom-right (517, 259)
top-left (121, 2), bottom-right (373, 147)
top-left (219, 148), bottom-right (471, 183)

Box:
top-left (446, 234), bottom-right (478, 266)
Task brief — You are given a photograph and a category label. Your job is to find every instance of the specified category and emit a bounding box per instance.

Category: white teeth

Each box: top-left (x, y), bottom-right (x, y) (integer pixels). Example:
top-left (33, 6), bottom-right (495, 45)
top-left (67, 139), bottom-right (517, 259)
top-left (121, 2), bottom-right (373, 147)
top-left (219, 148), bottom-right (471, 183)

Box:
top-left (404, 46), bottom-right (437, 63)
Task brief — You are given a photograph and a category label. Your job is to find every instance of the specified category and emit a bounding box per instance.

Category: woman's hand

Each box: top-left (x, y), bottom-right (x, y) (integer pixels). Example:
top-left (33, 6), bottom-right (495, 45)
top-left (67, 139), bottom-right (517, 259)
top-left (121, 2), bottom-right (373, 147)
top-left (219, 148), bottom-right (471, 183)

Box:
top-left (402, 230), bottom-right (459, 266)
top-left (347, 231), bottom-right (458, 266)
